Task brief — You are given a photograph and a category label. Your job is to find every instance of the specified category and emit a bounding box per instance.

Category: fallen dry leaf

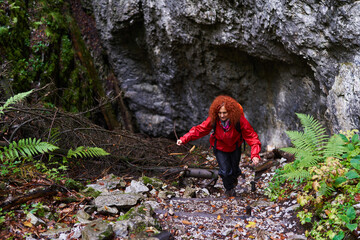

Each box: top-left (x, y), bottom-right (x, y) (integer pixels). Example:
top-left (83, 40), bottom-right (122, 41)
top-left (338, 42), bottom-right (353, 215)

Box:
top-left (246, 221), bottom-right (256, 228)
top-left (181, 220), bottom-right (192, 225)
top-left (217, 215), bottom-right (221, 220)
top-left (23, 221), bottom-right (32, 228)
top-left (61, 208), bottom-right (72, 213)
top-left (355, 193), bottom-right (360, 202)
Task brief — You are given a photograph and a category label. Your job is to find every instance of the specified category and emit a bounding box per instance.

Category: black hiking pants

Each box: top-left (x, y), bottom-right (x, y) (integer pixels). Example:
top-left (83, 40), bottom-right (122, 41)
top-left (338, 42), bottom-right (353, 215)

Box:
top-left (213, 142), bottom-right (242, 191)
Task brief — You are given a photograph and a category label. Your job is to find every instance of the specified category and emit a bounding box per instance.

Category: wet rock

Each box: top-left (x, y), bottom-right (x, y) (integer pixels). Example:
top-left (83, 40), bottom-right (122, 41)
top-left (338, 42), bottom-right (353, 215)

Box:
top-left (125, 180), bottom-right (149, 194)
top-left (286, 232), bottom-right (307, 240)
top-left (94, 192), bottom-right (141, 209)
top-left (196, 188), bottom-right (210, 198)
top-left (98, 205), bottom-right (119, 215)
top-left (26, 212), bottom-right (45, 226)
top-left (82, 219), bottom-right (114, 240)
top-left (183, 186), bottom-right (196, 198)
top-left (76, 209), bottom-right (92, 224)
top-left (116, 203), bottom-right (160, 237)
top-left (158, 190), bottom-right (176, 199)
top-left (141, 176), bottom-right (164, 190)
top-left (111, 220), bottom-right (134, 238)
top-left (85, 174), bottom-right (125, 195)
top-left (40, 227), bottom-right (72, 239)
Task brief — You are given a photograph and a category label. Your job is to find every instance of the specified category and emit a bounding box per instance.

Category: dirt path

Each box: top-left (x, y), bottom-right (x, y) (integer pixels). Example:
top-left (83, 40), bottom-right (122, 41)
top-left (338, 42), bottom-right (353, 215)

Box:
top-left (154, 160), bottom-right (307, 239)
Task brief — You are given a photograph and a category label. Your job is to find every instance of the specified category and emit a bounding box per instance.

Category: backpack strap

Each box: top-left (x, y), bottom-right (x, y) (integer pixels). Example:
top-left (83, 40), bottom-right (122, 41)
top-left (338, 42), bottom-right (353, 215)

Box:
top-left (235, 121), bottom-right (246, 152)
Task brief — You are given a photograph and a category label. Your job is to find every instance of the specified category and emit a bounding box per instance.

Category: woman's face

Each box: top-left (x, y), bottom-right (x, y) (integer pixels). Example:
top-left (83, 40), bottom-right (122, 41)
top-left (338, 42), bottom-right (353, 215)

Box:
top-left (218, 106), bottom-right (228, 121)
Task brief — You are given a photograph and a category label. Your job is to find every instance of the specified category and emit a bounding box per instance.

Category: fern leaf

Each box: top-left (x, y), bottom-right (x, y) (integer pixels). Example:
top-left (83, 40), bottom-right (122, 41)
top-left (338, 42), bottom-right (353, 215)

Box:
top-left (296, 113), bottom-right (328, 149)
top-left (67, 146), bottom-right (84, 158)
top-left (0, 89), bottom-right (33, 114)
top-left (282, 170), bottom-right (311, 181)
top-left (297, 155), bottom-right (321, 168)
top-left (0, 138), bottom-right (58, 160)
top-left (87, 147), bottom-right (109, 157)
top-left (318, 181), bottom-right (335, 197)
top-left (323, 135), bottom-right (347, 158)
top-left (67, 146), bottom-right (109, 158)
top-left (285, 130), bottom-right (316, 152)
top-left (281, 147), bottom-right (299, 155)
top-left (282, 163), bottom-right (296, 172)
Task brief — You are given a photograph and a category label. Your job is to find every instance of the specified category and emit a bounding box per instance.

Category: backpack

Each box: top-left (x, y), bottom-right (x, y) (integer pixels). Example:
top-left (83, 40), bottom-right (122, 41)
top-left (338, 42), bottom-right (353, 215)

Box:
top-left (212, 121), bottom-right (246, 152)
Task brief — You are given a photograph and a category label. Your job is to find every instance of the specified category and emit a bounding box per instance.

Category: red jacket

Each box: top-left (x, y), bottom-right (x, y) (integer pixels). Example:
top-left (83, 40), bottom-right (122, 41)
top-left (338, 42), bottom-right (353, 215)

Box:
top-left (180, 116), bottom-right (261, 159)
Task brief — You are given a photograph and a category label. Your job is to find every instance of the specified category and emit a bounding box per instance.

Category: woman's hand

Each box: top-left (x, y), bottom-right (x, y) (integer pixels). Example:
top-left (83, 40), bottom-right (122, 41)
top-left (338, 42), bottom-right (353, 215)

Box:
top-left (252, 157), bottom-right (260, 165)
top-left (177, 139), bottom-right (183, 146)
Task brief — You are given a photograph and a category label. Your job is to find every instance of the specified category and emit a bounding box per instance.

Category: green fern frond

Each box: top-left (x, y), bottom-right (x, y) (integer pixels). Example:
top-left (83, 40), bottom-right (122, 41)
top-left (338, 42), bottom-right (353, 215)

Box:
top-left (282, 163), bottom-right (296, 172)
top-left (296, 113), bottom-right (328, 148)
top-left (282, 170), bottom-right (311, 181)
top-left (281, 147), bottom-right (299, 155)
top-left (323, 135), bottom-right (347, 158)
top-left (282, 113), bottom-right (330, 165)
top-left (0, 89), bottom-right (33, 115)
top-left (297, 155), bottom-right (321, 168)
top-left (284, 130), bottom-right (316, 152)
top-left (318, 181), bottom-right (335, 197)
top-left (296, 149), bottom-right (315, 161)
top-left (0, 138), bottom-right (58, 161)
top-left (67, 146), bottom-right (109, 158)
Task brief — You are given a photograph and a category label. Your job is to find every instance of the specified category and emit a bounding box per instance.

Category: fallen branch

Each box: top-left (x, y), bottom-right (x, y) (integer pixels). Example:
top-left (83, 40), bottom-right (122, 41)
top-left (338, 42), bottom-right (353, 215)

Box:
top-left (0, 185), bottom-right (66, 211)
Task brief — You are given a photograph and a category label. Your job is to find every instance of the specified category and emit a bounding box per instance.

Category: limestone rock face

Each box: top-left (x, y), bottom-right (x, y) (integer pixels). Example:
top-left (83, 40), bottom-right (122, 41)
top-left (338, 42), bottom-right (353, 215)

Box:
top-left (88, 0), bottom-right (360, 148)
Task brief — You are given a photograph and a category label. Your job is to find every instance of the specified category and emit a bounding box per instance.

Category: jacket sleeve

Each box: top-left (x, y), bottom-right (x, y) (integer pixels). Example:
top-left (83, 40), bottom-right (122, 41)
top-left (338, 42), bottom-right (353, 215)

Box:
top-left (180, 117), bottom-right (213, 144)
top-left (240, 115), bottom-right (261, 159)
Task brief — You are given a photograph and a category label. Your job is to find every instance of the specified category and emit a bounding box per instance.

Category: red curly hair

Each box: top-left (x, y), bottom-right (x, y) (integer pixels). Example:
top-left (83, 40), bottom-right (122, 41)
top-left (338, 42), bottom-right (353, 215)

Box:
top-left (208, 95), bottom-right (244, 125)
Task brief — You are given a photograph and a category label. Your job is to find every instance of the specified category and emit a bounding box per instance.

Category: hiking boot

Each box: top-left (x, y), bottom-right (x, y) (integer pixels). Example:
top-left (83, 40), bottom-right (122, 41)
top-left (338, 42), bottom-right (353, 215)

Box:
top-left (225, 188), bottom-right (236, 197)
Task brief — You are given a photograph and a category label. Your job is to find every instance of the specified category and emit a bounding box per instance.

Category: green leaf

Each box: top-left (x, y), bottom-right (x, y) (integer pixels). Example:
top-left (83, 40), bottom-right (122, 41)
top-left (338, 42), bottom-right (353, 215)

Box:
top-left (333, 177), bottom-right (347, 187)
top-left (352, 134), bottom-right (359, 144)
top-left (346, 207), bottom-right (356, 220)
top-left (346, 223), bottom-right (358, 231)
top-left (346, 170), bottom-right (360, 179)
top-left (339, 134), bottom-right (349, 142)
top-left (350, 158), bottom-right (360, 170)
top-left (339, 215), bottom-right (350, 223)
top-left (333, 231), bottom-right (344, 240)
top-left (347, 143), bottom-right (355, 151)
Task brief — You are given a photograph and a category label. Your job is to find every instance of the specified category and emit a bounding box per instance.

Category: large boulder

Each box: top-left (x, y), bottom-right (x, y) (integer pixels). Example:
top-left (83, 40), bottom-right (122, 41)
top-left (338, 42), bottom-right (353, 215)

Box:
top-left (87, 0), bottom-right (360, 148)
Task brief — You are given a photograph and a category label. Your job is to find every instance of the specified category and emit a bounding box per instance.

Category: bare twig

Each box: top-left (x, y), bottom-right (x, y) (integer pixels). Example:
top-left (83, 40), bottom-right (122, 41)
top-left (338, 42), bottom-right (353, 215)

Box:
top-left (47, 108), bottom-right (58, 142)
top-left (173, 121), bottom-right (179, 140)
top-left (9, 117), bottom-right (41, 142)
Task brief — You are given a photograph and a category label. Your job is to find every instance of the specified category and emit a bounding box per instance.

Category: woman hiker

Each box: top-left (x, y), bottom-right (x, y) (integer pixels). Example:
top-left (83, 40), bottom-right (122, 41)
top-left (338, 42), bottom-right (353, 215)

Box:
top-left (176, 95), bottom-right (261, 197)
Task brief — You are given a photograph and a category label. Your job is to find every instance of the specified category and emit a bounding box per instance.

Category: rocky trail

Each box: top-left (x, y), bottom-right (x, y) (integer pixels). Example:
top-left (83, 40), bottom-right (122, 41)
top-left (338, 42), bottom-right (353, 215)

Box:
top-left (152, 157), bottom-right (307, 240)
top-left (1, 147), bottom-right (308, 240)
